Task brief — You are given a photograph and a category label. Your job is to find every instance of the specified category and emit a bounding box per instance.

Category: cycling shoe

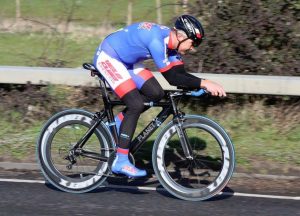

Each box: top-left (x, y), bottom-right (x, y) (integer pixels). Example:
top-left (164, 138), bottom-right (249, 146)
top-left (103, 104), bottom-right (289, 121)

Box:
top-left (111, 155), bottom-right (146, 178)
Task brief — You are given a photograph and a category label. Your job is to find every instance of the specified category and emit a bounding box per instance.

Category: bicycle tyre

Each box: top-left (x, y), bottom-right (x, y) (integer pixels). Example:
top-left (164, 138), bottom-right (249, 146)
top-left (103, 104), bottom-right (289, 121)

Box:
top-left (36, 109), bottom-right (115, 193)
top-left (152, 115), bottom-right (235, 201)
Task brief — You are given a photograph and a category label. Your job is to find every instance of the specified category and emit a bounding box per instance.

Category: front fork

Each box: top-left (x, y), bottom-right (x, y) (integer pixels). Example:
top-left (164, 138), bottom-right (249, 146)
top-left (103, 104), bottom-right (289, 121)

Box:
top-left (174, 116), bottom-right (194, 160)
top-left (169, 93), bottom-right (194, 160)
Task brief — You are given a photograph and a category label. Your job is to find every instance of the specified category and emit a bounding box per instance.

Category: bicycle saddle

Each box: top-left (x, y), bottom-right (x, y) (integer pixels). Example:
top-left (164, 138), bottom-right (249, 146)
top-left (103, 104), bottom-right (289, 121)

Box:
top-left (83, 63), bottom-right (96, 71)
top-left (82, 63), bottom-right (101, 77)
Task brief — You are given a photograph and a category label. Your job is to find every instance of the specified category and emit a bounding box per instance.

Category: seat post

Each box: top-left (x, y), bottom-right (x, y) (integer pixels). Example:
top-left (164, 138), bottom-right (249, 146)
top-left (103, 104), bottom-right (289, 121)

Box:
top-left (98, 78), bottom-right (112, 108)
top-left (98, 77), bottom-right (116, 122)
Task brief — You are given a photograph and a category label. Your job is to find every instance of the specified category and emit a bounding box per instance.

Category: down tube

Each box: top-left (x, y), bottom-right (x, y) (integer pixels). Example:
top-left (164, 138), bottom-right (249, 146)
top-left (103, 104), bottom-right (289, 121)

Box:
top-left (130, 107), bottom-right (171, 154)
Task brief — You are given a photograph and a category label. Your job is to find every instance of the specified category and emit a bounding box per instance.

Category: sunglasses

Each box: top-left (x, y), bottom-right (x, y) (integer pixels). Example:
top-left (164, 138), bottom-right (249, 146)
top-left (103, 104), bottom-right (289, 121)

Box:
top-left (192, 37), bottom-right (204, 47)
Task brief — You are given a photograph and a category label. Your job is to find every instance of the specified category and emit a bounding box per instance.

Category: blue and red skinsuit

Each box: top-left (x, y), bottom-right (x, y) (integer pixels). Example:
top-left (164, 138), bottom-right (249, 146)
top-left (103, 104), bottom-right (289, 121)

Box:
top-left (93, 22), bottom-right (183, 96)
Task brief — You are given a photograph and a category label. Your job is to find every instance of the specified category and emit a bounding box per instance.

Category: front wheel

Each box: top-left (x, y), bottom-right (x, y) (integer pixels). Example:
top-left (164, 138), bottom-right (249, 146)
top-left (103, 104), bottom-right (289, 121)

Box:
top-left (152, 115), bottom-right (235, 201)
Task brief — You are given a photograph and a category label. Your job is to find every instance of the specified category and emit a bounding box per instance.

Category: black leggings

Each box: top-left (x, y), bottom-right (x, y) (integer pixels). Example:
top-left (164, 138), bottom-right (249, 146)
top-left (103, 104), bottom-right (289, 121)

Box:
top-left (118, 77), bottom-right (164, 149)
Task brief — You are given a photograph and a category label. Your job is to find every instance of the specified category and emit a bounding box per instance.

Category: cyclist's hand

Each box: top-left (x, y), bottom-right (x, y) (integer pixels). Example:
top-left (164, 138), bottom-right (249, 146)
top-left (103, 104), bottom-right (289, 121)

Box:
top-left (200, 79), bottom-right (227, 97)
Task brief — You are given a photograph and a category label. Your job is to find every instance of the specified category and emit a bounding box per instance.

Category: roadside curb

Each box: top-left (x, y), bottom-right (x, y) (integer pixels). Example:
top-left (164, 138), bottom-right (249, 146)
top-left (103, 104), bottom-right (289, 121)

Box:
top-left (0, 162), bottom-right (39, 171)
top-left (0, 162), bottom-right (299, 180)
top-left (232, 172), bottom-right (299, 180)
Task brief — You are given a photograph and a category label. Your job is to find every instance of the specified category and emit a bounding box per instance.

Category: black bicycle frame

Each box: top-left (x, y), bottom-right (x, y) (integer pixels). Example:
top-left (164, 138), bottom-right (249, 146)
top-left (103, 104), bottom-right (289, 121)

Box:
top-left (130, 101), bottom-right (173, 154)
top-left (71, 71), bottom-right (185, 161)
top-left (101, 97), bottom-right (176, 155)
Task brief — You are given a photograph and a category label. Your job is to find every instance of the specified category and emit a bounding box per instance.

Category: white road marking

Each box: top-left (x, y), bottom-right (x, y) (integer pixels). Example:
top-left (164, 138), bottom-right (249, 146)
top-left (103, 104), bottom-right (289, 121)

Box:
top-left (221, 192), bottom-right (300, 200)
top-left (0, 178), bottom-right (299, 200)
top-left (0, 178), bottom-right (45, 184)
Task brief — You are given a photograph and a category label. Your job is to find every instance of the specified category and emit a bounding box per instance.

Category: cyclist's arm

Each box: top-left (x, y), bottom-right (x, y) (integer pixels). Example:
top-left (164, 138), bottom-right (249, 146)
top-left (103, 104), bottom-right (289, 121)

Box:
top-left (161, 64), bottom-right (202, 89)
top-left (163, 66), bottom-right (227, 96)
top-left (147, 36), bottom-right (226, 96)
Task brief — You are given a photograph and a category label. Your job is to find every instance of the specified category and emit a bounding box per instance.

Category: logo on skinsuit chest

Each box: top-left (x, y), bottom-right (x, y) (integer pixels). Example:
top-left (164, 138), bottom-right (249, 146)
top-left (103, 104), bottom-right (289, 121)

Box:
top-left (138, 22), bottom-right (154, 31)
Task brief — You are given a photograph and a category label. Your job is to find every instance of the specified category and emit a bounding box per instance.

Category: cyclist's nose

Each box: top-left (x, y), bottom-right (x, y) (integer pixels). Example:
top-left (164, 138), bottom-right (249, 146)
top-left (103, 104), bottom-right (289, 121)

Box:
top-left (187, 46), bottom-right (197, 54)
top-left (190, 47), bottom-right (196, 52)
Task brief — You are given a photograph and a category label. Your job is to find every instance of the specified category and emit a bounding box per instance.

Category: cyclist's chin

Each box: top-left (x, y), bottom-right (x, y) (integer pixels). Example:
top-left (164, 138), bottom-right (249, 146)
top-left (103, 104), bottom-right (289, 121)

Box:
top-left (178, 50), bottom-right (186, 55)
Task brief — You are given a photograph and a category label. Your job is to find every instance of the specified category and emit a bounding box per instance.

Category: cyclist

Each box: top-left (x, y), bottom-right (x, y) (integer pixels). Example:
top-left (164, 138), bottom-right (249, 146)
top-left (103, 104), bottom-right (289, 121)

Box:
top-left (93, 14), bottom-right (226, 178)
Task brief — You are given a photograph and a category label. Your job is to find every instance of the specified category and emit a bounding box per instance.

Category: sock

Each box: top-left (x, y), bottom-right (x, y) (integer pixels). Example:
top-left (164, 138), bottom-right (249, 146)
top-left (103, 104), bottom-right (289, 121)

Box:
top-left (115, 147), bottom-right (129, 162)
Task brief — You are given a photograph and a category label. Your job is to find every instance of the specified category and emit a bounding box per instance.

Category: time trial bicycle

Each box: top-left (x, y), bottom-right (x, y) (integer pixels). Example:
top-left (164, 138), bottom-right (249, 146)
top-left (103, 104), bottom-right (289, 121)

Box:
top-left (36, 63), bottom-right (235, 201)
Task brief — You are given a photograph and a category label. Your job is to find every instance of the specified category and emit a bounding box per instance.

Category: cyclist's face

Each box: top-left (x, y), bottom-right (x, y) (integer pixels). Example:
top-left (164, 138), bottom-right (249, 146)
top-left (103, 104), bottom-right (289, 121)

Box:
top-left (178, 39), bottom-right (194, 54)
top-left (176, 34), bottom-right (194, 54)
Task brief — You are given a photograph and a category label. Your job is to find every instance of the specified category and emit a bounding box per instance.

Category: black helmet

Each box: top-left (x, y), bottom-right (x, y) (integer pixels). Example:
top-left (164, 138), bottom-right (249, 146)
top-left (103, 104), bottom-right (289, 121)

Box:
top-left (174, 14), bottom-right (205, 47)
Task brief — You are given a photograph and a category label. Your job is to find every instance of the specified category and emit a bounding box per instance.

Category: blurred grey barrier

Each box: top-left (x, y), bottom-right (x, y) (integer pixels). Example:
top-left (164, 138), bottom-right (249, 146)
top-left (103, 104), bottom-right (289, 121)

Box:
top-left (0, 66), bottom-right (300, 96)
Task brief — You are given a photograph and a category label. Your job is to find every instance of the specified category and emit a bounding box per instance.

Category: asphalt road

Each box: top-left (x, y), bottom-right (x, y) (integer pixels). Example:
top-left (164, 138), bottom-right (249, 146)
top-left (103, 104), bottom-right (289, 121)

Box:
top-left (0, 170), bottom-right (299, 216)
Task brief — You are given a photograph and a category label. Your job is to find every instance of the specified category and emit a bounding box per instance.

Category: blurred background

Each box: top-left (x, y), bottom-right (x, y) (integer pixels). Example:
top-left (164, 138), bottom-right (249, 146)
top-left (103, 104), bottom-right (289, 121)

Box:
top-left (0, 0), bottom-right (299, 176)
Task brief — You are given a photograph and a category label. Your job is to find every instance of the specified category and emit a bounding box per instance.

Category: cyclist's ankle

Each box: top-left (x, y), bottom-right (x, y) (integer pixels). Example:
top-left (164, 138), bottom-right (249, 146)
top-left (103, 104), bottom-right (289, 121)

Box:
top-left (115, 147), bottom-right (129, 160)
top-left (116, 147), bottom-right (129, 154)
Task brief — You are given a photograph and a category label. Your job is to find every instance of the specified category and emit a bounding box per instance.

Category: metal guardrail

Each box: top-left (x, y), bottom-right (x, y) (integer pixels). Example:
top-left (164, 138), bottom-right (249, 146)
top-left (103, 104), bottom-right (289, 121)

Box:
top-left (0, 66), bottom-right (300, 96)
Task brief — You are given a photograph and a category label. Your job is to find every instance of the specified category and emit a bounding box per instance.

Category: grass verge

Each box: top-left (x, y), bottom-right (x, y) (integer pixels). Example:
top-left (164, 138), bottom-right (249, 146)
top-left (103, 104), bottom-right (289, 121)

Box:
top-left (0, 32), bottom-right (99, 67)
top-left (0, 0), bottom-right (182, 26)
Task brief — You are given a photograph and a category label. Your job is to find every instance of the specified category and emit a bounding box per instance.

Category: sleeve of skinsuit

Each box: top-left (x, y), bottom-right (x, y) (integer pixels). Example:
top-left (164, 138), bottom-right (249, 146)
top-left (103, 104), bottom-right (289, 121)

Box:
top-left (161, 64), bottom-right (202, 89)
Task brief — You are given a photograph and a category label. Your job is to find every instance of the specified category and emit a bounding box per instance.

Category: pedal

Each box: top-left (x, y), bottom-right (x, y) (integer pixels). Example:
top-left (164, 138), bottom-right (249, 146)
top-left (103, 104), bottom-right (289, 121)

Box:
top-left (109, 173), bottom-right (130, 179)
